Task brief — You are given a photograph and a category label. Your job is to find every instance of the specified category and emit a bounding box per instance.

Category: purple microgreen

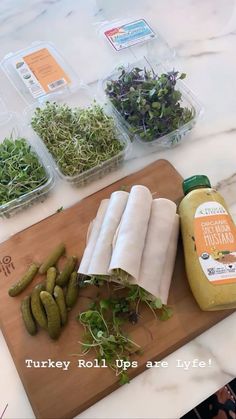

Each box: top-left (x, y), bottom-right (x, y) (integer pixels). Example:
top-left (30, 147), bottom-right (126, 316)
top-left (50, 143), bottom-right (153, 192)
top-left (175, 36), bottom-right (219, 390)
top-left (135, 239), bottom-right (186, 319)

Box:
top-left (105, 67), bottom-right (193, 142)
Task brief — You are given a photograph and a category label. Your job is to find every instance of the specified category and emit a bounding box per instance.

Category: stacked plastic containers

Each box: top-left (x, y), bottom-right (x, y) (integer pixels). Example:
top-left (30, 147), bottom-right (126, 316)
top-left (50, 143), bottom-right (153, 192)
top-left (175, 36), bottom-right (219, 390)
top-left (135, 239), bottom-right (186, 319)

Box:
top-left (0, 21), bottom-right (203, 217)
top-left (1, 42), bottom-right (131, 192)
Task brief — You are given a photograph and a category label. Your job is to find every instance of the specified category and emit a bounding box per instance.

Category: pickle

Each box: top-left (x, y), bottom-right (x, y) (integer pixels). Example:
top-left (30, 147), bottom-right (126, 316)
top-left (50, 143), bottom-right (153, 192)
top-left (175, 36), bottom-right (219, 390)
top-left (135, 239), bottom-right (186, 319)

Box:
top-left (39, 243), bottom-right (65, 275)
top-left (31, 283), bottom-right (47, 329)
top-left (53, 285), bottom-right (67, 326)
top-left (21, 295), bottom-right (37, 336)
top-left (66, 271), bottom-right (79, 308)
top-left (8, 263), bottom-right (39, 297)
top-left (56, 256), bottom-right (77, 287)
top-left (46, 267), bottom-right (57, 294)
top-left (40, 291), bottom-right (61, 339)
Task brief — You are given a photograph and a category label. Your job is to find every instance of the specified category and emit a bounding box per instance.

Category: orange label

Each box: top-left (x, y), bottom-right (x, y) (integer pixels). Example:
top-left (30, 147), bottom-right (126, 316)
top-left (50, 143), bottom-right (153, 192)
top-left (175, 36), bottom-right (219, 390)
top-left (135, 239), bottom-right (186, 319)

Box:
top-left (194, 202), bottom-right (236, 285)
top-left (23, 48), bottom-right (70, 93)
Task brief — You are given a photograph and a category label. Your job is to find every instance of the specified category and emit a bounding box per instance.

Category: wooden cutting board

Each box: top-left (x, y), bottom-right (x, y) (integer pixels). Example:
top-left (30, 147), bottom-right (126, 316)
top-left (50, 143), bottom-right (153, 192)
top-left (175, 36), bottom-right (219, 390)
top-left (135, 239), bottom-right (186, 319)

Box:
top-left (0, 159), bottom-right (234, 419)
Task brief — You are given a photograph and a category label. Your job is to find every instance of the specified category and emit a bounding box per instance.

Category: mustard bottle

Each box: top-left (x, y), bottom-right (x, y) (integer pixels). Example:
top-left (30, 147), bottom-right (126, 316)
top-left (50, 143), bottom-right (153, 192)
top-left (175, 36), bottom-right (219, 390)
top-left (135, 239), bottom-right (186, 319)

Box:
top-left (178, 175), bottom-right (236, 311)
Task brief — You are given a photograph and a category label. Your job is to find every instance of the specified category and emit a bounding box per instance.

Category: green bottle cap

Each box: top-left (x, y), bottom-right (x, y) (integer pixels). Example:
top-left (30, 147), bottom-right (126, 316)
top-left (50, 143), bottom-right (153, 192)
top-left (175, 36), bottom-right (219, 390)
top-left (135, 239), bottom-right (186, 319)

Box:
top-left (183, 175), bottom-right (211, 195)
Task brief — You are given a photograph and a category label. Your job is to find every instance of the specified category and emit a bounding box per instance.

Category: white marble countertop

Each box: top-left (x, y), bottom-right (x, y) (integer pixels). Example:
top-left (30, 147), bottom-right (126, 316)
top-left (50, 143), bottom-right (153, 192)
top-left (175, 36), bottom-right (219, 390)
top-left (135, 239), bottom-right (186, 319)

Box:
top-left (0, 1), bottom-right (236, 418)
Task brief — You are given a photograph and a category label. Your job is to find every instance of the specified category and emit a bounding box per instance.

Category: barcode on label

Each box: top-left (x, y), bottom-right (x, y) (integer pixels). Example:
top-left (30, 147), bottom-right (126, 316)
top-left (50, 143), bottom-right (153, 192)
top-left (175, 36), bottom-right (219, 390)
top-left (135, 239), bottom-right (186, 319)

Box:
top-left (48, 78), bottom-right (66, 90)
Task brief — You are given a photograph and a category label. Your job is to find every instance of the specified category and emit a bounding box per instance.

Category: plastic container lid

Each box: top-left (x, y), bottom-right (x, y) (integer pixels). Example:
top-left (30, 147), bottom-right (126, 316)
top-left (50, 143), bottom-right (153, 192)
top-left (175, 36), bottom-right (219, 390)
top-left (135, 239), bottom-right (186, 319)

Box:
top-left (0, 41), bottom-right (80, 105)
top-left (183, 175), bottom-right (211, 195)
top-left (98, 18), bottom-right (175, 59)
top-left (96, 18), bottom-right (175, 79)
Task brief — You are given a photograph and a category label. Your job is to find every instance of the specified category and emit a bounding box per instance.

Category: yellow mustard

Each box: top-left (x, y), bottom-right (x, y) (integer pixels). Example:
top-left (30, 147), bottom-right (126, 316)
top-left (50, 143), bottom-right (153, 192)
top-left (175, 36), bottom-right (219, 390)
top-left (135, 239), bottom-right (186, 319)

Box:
top-left (178, 175), bottom-right (236, 311)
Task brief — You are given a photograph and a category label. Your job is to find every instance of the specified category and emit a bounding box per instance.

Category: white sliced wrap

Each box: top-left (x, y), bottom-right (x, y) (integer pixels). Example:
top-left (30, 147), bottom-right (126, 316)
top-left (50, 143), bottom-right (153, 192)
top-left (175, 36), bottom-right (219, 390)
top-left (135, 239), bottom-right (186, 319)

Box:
top-left (109, 185), bottom-right (153, 280)
top-left (138, 198), bottom-right (178, 300)
top-left (159, 214), bottom-right (179, 304)
top-left (87, 191), bottom-right (129, 276)
top-left (78, 199), bottom-right (109, 275)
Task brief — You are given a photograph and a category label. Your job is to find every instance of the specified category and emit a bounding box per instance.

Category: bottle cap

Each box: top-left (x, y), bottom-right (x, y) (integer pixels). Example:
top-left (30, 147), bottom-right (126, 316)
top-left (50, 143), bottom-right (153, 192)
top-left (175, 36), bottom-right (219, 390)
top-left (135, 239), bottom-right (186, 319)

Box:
top-left (183, 175), bottom-right (211, 195)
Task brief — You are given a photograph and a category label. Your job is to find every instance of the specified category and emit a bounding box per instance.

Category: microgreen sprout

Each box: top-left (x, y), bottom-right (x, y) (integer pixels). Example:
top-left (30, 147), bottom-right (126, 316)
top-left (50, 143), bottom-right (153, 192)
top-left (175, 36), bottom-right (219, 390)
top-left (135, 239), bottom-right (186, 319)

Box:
top-left (31, 102), bottom-right (124, 177)
top-left (0, 137), bottom-right (48, 206)
top-left (126, 285), bottom-right (173, 321)
top-left (105, 67), bottom-right (193, 142)
top-left (77, 300), bottom-right (141, 384)
top-left (76, 280), bottom-right (173, 384)
top-left (78, 275), bottom-right (108, 288)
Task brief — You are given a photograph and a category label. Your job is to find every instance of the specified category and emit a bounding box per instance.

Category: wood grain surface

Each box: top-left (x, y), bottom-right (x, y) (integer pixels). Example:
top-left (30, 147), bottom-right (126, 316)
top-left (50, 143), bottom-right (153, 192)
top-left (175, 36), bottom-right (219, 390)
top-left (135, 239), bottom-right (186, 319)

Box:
top-left (0, 159), bottom-right (234, 419)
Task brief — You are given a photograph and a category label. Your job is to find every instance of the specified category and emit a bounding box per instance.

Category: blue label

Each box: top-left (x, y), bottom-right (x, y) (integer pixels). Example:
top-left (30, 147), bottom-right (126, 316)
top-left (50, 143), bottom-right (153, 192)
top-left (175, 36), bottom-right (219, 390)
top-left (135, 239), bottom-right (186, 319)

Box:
top-left (104, 19), bottom-right (156, 51)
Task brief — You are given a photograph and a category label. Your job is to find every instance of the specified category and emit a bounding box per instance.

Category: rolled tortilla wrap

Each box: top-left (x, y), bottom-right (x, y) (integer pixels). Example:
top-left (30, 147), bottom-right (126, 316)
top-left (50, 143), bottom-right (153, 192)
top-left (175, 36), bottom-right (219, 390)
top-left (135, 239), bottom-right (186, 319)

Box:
top-left (137, 198), bottom-right (177, 299)
top-left (87, 191), bottom-right (129, 276)
top-left (109, 185), bottom-right (153, 280)
top-left (78, 199), bottom-right (109, 275)
top-left (159, 214), bottom-right (179, 304)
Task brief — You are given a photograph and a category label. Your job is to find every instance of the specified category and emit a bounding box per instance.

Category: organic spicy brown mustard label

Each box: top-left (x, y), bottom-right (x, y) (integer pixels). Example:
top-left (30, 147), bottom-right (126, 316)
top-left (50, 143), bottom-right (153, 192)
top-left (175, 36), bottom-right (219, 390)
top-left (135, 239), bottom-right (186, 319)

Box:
top-left (194, 201), bottom-right (236, 285)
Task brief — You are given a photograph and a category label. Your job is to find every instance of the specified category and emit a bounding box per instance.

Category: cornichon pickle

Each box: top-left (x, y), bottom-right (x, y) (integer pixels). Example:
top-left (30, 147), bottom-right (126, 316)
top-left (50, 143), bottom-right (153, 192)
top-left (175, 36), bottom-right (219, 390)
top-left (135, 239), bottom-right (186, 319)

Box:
top-left (46, 267), bottom-right (57, 294)
top-left (8, 263), bottom-right (39, 297)
top-left (31, 283), bottom-right (47, 329)
top-left (56, 256), bottom-right (77, 287)
top-left (40, 291), bottom-right (61, 339)
top-left (54, 285), bottom-right (67, 326)
top-left (66, 271), bottom-right (79, 308)
top-left (39, 243), bottom-right (65, 275)
top-left (21, 295), bottom-right (37, 336)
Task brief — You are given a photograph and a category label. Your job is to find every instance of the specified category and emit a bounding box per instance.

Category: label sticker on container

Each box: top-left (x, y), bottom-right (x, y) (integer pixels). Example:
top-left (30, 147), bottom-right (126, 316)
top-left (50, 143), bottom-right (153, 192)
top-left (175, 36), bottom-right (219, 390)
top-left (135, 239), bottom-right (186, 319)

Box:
top-left (194, 201), bottom-right (236, 285)
top-left (104, 19), bottom-right (156, 51)
top-left (13, 48), bottom-right (70, 99)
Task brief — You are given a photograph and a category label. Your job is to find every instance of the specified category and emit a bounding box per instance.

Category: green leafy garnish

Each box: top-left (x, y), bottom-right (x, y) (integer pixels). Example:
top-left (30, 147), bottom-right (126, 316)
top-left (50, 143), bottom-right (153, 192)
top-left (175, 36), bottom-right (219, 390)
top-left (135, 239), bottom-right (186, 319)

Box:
top-left (79, 275), bottom-right (108, 288)
top-left (0, 137), bottom-right (48, 206)
top-left (158, 305), bottom-right (173, 321)
top-left (77, 304), bottom-right (139, 384)
top-left (76, 281), bottom-right (173, 384)
top-left (126, 284), bottom-right (172, 321)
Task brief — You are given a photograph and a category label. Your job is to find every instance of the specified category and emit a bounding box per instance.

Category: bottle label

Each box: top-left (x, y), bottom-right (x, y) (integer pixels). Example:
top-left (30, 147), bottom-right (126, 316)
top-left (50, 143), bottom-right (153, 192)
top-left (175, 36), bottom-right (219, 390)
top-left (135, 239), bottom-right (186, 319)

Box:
top-left (194, 201), bottom-right (236, 285)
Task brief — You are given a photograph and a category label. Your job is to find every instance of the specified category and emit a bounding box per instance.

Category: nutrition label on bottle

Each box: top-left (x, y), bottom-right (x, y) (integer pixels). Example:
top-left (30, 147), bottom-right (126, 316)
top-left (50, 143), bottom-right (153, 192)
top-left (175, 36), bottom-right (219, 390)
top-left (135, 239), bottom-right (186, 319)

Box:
top-left (194, 201), bottom-right (236, 285)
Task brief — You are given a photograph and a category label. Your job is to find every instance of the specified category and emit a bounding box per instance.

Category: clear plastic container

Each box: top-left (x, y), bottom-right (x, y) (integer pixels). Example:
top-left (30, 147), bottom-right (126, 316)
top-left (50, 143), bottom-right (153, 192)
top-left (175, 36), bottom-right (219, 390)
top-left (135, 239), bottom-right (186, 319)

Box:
top-left (1, 41), bottom-right (131, 187)
top-left (24, 85), bottom-right (131, 186)
top-left (1, 41), bottom-right (80, 105)
top-left (101, 57), bottom-right (203, 150)
top-left (0, 111), bottom-right (55, 218)
top-left (96, 18), bottom-right (175, 80)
